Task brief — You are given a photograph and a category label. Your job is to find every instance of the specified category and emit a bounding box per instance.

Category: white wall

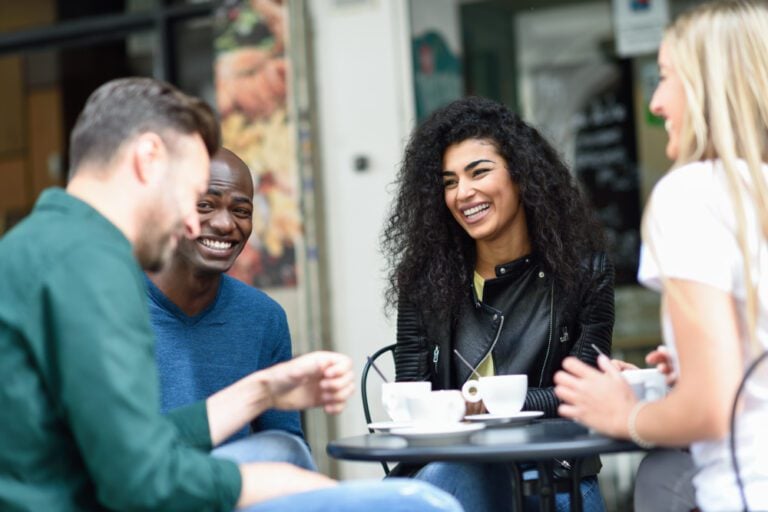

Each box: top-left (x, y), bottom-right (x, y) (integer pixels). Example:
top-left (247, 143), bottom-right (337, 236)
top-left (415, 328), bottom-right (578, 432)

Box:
top-left (309, 0), bottom-right (415, 479)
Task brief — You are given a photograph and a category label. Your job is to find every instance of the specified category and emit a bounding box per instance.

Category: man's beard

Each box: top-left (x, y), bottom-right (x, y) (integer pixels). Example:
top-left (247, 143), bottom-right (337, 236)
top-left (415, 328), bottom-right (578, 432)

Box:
top-left (134, 208), bottom-right (180, 272)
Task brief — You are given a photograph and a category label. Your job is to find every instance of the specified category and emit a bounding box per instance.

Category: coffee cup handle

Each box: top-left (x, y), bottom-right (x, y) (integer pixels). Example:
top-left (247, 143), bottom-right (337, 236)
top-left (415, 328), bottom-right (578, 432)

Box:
top-left (462, 379), bottom-right (482, 403)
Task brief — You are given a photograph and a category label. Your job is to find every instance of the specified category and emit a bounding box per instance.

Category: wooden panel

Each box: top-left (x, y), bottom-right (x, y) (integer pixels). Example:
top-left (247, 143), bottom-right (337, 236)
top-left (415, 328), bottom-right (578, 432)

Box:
top-left (0, 0), bottom-right (56, 31)
top-left (27, 87), bottom-right (64, 198)
top-left (0, 57), bottom-right (25, 155)
top-left (0, 158), bottom-right (28, 212)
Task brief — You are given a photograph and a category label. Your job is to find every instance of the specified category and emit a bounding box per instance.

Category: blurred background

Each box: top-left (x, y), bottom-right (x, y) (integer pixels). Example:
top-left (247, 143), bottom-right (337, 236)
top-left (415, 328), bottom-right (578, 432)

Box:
top-left (0, 0), bottom-right (706, 509)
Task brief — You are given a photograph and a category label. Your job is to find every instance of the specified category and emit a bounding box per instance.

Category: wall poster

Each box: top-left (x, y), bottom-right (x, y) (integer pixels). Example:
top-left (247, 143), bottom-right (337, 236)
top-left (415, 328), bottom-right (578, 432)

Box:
top-left (215, 0), bottom-right (300, 288)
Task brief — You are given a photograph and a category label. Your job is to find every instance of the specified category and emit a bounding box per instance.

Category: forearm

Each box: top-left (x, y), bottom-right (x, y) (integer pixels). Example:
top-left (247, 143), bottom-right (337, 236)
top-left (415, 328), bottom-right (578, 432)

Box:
top-left (395, 300), bottom-right (431, 382)
top-left (524, 387), bottom-right (560, 417)
top-left (207, 372), bottom-right (273, 446)
top-left (236, 462), bottom-right (336, 507)
top-left (573, 256), bottom-right (615, 367)
top-left (626, 282), bottom-right (741, 446)
top-left (631, 384), bottom-right (733, 446)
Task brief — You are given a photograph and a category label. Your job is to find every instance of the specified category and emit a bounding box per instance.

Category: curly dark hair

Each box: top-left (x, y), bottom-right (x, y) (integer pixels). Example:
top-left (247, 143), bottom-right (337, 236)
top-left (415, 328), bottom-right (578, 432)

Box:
top-left (382, 96), bottom-right (604, 317)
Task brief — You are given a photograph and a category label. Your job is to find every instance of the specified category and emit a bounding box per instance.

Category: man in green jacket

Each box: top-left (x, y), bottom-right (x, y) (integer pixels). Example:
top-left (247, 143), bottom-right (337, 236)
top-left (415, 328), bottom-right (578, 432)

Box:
top-left (0, 77), bottom-right (462, 512)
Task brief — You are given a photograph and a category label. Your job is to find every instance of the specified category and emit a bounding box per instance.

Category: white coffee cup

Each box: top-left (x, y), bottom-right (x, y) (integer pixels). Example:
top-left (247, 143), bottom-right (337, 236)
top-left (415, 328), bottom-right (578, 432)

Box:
top-left (622, 368), bottom-right (667, 401)
top-left (381, 381), bottom-right (431, 422)
top-left (406, 390), bottom-right (466, 425)
top-left (461, 374), bottom-right (528, 416)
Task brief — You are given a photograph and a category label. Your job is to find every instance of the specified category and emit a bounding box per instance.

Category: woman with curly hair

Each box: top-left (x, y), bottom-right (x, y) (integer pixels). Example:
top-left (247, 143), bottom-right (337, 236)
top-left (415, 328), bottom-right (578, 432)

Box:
top-left (381, 96), bottom-right (614, 511)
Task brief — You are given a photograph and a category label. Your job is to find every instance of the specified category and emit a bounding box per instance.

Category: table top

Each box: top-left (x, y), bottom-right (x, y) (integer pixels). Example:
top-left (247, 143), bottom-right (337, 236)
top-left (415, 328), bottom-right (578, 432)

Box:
top-left (327, 419), bottom-right (641, 464)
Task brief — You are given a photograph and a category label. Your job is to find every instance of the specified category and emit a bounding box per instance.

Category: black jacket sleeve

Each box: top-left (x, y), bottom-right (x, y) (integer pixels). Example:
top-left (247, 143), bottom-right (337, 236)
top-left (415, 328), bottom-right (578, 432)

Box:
top-left (394, 297), bottom-right (432, 382)
top-left (525, 253), bottom-right (615, 417)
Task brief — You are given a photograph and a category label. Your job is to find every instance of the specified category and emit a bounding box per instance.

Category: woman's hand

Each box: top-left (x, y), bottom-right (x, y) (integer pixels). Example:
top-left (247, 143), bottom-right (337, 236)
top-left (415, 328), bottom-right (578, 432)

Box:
top-left (646, 346), bottom-right (677, 385)
top-left (554, 354), bottom-right (637, 438)
top-left (609, 359), bottom-right (639, 372)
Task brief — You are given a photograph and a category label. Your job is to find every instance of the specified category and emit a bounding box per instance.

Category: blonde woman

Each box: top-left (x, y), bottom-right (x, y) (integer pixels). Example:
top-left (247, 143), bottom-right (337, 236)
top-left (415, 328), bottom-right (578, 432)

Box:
top-left (553, 1), bottom-right (768, 511)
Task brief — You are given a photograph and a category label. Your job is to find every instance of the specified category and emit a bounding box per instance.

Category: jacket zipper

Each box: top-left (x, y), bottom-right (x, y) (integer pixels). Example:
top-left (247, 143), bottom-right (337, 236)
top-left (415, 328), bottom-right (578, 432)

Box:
top-left (469, 313), bottom-right (505, 381)
top-left (538, 283), bottom-right (555, 387)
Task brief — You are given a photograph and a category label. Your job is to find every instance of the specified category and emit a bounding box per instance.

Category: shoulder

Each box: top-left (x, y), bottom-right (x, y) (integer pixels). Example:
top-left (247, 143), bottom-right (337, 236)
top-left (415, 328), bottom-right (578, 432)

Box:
top-left (645, 160), bottom-right (733, 244)
top-left (648, 160), bottom-right (718, 212)
top-left (573, 252), bottom-right (613, 286)
top-left (581, 251), bottom-right (611, 273)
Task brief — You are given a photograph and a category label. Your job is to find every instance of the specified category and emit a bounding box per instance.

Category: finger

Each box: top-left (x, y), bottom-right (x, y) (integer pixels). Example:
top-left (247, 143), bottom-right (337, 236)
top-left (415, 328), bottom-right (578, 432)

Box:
top-left (553, 384), bottom-right (582, 405)
top-left (322, 381), bottom-right (355, 403)
top-left (322, 384), bottom-right (354, 407)
top-left (557, 403), bottom-right (580, 421)
top-left (321, 377), bottom-right (355, 399)
top-left (317, 353), bottom-right (352, 377)
top-left (561, 356), bottom-right (600, 377)
top-left (323, 361), bottom-right (353, 380)
top-left (611, 359), bottom-right (638, 371)
top-left (597, 354), bottom-right (622, 378)
top-left (553, 369), bottom-right (583, 390)
top-left (645, 351), bottom-right (664, 365)
top-left (320, 372), bottom-right (354, 392)
top-left (646, 346), bottom-right (670, 365)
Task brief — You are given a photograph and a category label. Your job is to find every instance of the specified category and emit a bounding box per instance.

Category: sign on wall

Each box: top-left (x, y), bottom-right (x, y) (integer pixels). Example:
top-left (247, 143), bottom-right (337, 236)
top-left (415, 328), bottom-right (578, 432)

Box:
top-left (612, 0), bottom-right (670, 57)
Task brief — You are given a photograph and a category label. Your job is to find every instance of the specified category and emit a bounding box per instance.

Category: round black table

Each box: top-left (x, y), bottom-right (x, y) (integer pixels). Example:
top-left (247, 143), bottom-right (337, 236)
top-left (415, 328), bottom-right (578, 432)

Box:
top-left (327, 419), bottom-right (641, 512)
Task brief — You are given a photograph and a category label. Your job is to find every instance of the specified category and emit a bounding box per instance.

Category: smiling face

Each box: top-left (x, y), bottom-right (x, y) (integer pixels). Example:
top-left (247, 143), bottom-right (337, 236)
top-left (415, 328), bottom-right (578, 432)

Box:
top-left (649, 39), bottom-right (688, 161)
top-left (174, 149), bottom-right (254, 275)
top-left (442, 138), bottom-right (528, 251)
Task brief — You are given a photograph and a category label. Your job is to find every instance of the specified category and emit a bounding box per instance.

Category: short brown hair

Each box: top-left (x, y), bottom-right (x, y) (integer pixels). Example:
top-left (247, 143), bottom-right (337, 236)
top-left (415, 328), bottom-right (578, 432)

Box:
top-left (69, 77), bottom-right (220, 175)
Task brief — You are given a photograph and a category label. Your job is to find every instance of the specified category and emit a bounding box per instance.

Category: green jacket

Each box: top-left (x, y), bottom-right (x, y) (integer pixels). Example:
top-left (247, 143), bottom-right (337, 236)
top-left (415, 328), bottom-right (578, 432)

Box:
top-left (0, 189), bottom-right (241, 511)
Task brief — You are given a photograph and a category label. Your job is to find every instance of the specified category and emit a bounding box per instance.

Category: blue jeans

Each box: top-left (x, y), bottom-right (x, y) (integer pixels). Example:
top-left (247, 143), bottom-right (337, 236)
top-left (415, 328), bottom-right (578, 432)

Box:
top-left (238, 480), bottom-right (464, 512)
top-left (213, 431), bottom-right (464, 512)
top-left (212, 430), bottom-right (317, 471)
top-left (415, 461), bottom-right (606, 512)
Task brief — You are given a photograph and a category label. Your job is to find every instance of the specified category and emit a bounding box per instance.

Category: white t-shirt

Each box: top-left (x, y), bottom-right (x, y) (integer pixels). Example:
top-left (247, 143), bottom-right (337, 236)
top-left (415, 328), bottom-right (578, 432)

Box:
top-left (638, 159), bottom-right (768, 512)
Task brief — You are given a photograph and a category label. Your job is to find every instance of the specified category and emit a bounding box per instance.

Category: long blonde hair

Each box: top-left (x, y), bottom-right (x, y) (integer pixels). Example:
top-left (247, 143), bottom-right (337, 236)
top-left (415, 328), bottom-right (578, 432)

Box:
top-left (648, 0), bottom-right (768, 352)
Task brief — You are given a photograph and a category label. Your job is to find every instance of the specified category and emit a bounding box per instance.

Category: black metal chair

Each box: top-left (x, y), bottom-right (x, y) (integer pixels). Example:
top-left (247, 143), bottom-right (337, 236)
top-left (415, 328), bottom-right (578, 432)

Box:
top-left (361, 343), bottom-right (397, 475)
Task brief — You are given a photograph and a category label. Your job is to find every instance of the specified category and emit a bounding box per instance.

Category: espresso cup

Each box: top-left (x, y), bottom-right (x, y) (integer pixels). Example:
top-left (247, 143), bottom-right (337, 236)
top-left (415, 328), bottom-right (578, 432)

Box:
top-left (405, 390), bottom-right (466, 425)
top-left (461, 374), bottom-right (527, 415)
top-left (381, 381), bottom-right (431, 422)
top-left (622, 368), bottom-right (667, 401)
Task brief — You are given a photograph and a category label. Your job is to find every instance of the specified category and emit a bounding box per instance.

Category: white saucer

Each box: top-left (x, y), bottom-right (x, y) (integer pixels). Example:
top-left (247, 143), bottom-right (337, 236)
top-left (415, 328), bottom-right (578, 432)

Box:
top-left (390, 423), bottom-right (484, 445)
top-left (464, 411), bottom-right (544, 426)
top-left (367, 421), bottom-right (412, 432)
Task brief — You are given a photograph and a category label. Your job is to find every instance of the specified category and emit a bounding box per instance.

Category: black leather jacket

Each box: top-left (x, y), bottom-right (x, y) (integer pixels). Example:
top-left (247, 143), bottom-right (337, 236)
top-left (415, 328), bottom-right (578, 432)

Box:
top-left (394, 252), bottom-right (615, 418)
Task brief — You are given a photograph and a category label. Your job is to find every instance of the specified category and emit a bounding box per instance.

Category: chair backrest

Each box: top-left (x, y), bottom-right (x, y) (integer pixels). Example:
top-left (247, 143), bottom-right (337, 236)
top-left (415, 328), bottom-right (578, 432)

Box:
top-left (361, 343), bottom-right (397, 475)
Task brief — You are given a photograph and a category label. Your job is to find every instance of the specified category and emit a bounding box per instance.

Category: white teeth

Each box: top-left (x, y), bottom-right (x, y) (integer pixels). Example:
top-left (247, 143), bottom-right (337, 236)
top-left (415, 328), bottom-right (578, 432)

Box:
top-left (462, 203), bottom-right (490, 217)
top-left (664, 120), bottom-right (672, 133)
top-left (200, 238), bottom-right (233, 250)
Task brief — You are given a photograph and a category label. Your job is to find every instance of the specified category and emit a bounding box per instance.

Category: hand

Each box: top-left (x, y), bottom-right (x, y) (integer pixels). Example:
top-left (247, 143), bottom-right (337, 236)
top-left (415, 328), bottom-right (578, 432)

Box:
top-left (610, 359), bottom-right (639, 372)
top-left (646, 346), bottom-right (677, 385)
top-left (263, 351), bottom-right (355, 414)
top-left (554, 355), bottom-right (637, 438)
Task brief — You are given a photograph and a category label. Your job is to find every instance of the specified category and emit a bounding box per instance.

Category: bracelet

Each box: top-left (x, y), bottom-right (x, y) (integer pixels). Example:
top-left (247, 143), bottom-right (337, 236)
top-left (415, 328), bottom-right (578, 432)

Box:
top-left (627, 401), bottom-right (655, 449)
